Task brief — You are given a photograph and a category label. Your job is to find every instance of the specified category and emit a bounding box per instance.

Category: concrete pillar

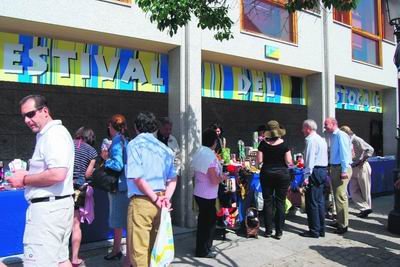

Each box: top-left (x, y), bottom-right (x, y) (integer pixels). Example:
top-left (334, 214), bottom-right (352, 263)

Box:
top-left (323, 7), bottom-right (336, 119)
top-left (168, 20), bottom-right (202, 228)
top-left (383, 87), bottom-right (398, 155)
top-left (306, 7), bottom-right (335, 133)
top-left (306, 73), bottom-right (325, 133)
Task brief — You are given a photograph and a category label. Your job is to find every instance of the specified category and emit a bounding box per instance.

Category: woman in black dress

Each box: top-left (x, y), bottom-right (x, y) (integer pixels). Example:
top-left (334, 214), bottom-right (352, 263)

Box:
top-left (257, 120), bottom-right (293, 240)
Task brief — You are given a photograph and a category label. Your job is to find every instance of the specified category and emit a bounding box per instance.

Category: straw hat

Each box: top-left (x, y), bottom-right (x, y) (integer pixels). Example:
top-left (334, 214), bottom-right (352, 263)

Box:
top-left (264, 120), bottom-right (286, 138)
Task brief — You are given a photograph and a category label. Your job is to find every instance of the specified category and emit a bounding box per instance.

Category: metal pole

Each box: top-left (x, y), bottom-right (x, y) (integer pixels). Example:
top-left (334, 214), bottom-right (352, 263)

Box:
top-left (387, 26), bottom-right (400, 234)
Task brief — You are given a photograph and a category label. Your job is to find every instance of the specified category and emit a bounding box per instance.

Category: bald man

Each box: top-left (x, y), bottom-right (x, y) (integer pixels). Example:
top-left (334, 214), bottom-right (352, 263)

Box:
top-left (324, 118), bottom-right (352, 234)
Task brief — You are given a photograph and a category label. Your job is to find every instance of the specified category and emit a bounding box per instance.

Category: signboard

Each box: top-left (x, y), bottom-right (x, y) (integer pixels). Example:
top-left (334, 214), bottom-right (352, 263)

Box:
top-left (202, 62), bottom-right (306, 105)
top-left (335, 84), bottom-right (382, 113)
top-left (0, 32), bottom-right (168, 92)
top-left (265, 45), bottom-right (281, 60)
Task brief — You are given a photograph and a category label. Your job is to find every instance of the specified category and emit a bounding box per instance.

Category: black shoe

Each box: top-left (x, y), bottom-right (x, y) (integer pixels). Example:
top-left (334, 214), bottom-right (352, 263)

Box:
top-left (334, 227), bottom-right (348, 235)
top-left (273, 233), bottom-right (282, 240)
top-left (299, 231), bottom-right (319, 238)
top-left (196, 251), bottom-right (217, 258)
top-left (104, 251), bottom-right (122, 260)
top-left (357, 209), bottom-right (372, 218)
top-left (320, 232), bottom-right (325, 237)
top-left (328, 222), bottom-right (339, 228)
top-left (264, 232), bottom-right (273, 238)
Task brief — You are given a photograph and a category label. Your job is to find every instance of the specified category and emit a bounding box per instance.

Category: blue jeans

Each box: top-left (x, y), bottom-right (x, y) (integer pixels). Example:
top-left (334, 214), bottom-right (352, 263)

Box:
top-left (305, 167), bottom-right (327, 236)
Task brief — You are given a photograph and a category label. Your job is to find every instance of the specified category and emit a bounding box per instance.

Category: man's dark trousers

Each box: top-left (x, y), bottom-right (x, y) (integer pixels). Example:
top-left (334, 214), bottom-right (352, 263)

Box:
top-left (305, 167), bottom-right (327, 237)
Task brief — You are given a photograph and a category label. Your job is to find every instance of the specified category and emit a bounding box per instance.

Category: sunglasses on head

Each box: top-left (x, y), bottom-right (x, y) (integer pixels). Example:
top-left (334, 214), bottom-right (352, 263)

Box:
top-left (22, 106), bottom-right (44, 119)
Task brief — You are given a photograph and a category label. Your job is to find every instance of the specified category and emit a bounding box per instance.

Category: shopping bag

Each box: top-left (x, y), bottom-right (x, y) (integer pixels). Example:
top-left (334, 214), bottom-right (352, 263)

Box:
top-left (150, 208), bottom-right (174, 267)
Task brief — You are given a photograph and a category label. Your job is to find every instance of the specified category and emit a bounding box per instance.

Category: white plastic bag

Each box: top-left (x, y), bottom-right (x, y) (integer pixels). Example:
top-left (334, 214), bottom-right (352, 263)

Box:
top-left (150, 208), bottom-right (174, 267)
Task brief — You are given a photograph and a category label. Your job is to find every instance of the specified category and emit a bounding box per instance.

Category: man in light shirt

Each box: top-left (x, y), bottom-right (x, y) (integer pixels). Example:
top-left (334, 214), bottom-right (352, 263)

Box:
top-left (340, 126), bottom-right (374, 218)
top-left (7, 95), bottom-right (75, 267)
top-left (324, 117), bottom-right (352, 234)
top-left (156, 117), bottom-right (182, 175)
top-left (125, 112), bottom-right (177, 267)
top-left (300, 119), bottom-right (328, 238)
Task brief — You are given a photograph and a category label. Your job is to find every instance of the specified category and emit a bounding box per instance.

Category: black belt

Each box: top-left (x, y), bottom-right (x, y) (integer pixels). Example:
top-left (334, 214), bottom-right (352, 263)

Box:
top-left (30, 194), bottom-right (72, 204)
top-left (314, 166), bottom-right (327, 169)
top-left (329, 164), bottom-right (341, 167)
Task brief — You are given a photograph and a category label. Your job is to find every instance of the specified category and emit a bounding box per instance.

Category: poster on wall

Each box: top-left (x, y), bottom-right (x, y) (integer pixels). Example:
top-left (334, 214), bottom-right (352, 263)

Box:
top-left (202, 62), bottom-right (306, 105)
top-left (0, 31), bottom-right (168, 93)
top-left (335, 84), bottom-right (382, 113)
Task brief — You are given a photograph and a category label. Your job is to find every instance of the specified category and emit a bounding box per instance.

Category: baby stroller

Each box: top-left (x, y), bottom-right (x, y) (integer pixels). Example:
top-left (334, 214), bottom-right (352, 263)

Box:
top-left (245, 207), bottom-right (260, 238)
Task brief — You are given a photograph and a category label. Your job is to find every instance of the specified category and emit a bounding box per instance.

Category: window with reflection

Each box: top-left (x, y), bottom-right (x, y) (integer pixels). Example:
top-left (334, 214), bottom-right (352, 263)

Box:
top-left (242, 0), bottom-right (296, 43)
top-left (351, 0), bottom-right (377, 34)
top-left (352, 33), bottom-right (379, 65)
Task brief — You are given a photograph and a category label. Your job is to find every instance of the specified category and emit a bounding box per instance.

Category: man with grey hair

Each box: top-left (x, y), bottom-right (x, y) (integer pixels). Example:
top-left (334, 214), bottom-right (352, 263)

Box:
top-left (300, 119), bottom-right (328, 238)
top-left (340, 125), bottom-right (374, 218)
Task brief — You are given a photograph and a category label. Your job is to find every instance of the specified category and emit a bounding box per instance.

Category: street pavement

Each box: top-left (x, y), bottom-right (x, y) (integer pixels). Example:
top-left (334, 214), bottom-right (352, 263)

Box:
top-left (2, 195), bottom-right (400, 267)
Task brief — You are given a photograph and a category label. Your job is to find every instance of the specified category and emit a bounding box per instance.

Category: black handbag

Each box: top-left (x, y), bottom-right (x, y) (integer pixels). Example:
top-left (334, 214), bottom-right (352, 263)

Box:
top-left (91, 157), bottom-right (121, 193)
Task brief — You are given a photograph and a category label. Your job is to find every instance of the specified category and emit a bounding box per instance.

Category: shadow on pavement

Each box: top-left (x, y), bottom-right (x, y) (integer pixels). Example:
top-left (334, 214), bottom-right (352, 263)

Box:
top-left (172, 232), bottom-right (241, 267)
top-left (309, 245), bottom-right (400, 267)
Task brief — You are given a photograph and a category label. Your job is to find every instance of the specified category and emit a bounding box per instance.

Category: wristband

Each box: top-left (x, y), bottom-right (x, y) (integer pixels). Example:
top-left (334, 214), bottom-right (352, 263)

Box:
top-left (22, 175), bottom-right (27, 186)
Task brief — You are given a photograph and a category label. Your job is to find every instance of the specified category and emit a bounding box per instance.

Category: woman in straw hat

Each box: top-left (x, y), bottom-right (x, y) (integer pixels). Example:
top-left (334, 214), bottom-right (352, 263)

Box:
top-left (257, 120), bottom-right (293, 240)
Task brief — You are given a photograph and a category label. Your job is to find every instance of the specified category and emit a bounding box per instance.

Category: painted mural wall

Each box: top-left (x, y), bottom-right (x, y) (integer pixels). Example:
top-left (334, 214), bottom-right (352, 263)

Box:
top-left (0, 31), bottom-right (168, 93)
top-left (202, 62), bottom-right (307, 105)
top-left (335, 84), bottom-right (382, 113)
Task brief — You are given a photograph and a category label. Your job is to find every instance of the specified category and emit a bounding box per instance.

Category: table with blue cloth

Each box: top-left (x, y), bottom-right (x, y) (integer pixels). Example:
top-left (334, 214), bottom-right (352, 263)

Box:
top-left (0, 188), bottom-right (115, 258)
top-left (368, 156), bottom-right (396, 195)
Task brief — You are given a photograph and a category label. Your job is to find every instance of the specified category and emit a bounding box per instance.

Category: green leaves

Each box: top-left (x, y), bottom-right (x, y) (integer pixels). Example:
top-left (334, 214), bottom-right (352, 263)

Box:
top-left (286, 0), bottom-right (359, 13)
top-left (135, 0), bottom-right (358, 41)
top-left (135, 0), bottom-right (233, 41)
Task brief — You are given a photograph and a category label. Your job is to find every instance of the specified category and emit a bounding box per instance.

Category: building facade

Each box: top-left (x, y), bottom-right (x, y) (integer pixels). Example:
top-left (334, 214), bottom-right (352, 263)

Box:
top-left (0, 0), bottom-right (398, 227)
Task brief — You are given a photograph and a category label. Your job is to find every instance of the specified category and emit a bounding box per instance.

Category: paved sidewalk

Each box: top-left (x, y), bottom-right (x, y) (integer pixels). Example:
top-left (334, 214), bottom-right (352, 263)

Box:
top-left (3, 195), bottom-right (400, 267)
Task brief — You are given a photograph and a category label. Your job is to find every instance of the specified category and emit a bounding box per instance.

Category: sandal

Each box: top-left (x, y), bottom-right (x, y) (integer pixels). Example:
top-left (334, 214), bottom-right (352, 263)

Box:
top-left (104, 251), bottom-right (123, 260)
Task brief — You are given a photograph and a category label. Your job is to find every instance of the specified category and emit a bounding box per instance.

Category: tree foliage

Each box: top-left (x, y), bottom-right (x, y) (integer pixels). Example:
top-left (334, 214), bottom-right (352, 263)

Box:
top-left (135, 0), bottom-right (358, 41)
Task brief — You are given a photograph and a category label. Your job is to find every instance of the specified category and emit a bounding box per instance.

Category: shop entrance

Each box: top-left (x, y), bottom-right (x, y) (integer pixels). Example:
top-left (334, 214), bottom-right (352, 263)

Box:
top-left (336, 109), bottom-right (383, 156)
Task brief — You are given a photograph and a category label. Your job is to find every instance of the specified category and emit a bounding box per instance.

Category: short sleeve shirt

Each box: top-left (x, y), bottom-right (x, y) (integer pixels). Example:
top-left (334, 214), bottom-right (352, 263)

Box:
top-left (25, 120), bottom-right (75, 200)
top-left (125, 133), bottom-right (176, 198)
top-left (73, 140), bottom-right (98, 186)
top-left (193, 158), bottom-right (221, 199)
top-left (258, 141), bottom-right (289, 169)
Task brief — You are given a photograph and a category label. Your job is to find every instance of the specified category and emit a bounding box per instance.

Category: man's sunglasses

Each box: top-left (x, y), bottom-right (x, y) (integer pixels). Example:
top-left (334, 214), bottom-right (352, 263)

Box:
top-left (22, 106), bottom-right (44, 119)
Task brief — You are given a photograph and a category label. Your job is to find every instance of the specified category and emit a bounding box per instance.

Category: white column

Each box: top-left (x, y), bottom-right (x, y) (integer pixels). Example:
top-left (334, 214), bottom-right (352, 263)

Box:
top-left (306, 7), bottom-right (335, 133)
top-left (323, 7), bottom-right (336, 119)
top-left (168, 19), bottom-right (202, 228)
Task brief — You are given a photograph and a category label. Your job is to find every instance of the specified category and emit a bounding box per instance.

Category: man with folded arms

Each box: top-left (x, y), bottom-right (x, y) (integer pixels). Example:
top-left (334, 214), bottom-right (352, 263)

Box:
top-left (7, 95), bottom-right (74, 267)
top-left (300, 119), bottom-right (328, 238)
top-left (324, 117), bottom-right (352, 234)
top-left (125, 112), bottom-right (177, 267)
top-left (340, 126), bottom-right (374, 218)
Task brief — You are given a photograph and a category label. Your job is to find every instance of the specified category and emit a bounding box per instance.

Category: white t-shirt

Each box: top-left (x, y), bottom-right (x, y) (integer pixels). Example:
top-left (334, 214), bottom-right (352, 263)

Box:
top-left (25, 120), bottom-right (75, 200)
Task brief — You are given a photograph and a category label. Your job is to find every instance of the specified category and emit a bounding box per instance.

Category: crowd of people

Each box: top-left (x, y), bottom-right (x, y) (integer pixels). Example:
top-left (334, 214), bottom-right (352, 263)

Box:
top-left (4, 94), bottom-right (398, 266)
top-left (6, 95), bottom-right (178, 267)
top-left (190, 117), bottom-right (380, 258)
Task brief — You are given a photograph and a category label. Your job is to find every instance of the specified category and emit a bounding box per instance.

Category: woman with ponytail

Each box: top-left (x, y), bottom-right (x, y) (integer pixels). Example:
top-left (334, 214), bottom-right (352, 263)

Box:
top-left (102, 114), bottom-right (130, 266)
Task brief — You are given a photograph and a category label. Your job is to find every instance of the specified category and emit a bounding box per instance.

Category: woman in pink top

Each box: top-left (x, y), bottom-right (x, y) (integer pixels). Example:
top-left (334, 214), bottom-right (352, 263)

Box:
top-left (192, 129), bottom-right (227, 258)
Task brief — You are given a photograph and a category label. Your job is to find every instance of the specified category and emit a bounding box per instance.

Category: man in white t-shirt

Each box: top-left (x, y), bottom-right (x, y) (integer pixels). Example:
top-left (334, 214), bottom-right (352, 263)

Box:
top-left (7, 95), bottom-right (75, 267)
